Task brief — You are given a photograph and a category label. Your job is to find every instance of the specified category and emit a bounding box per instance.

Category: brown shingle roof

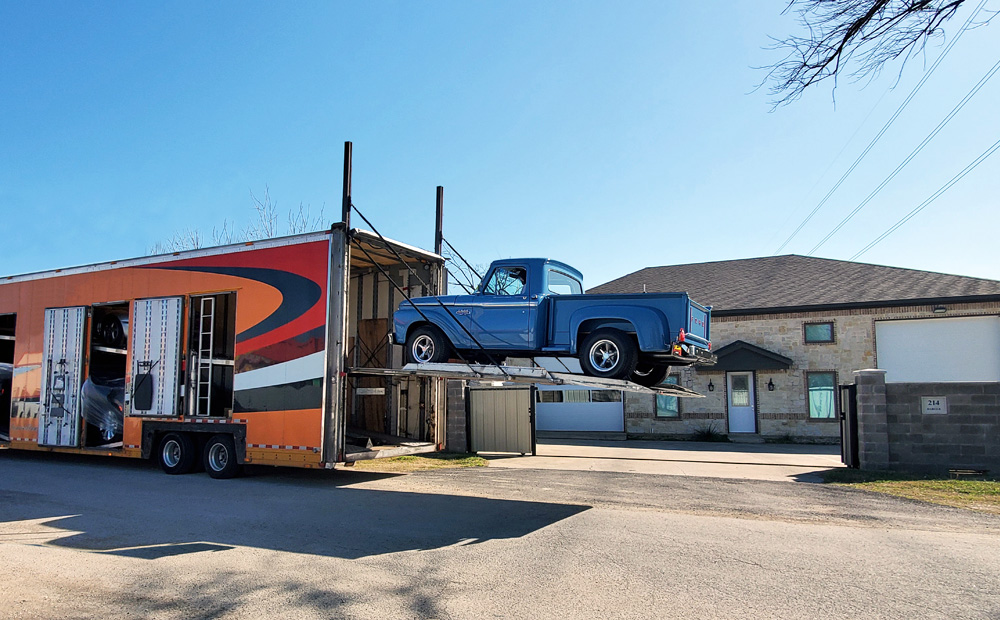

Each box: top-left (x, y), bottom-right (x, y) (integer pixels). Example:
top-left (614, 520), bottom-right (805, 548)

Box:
top-left (588, 255), bottom-right (1000, 315)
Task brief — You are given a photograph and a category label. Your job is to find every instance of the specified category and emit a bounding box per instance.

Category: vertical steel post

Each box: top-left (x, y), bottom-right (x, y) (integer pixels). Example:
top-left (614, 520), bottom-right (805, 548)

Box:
top-left (342, 142), bottom-right (352, 228)
top-left (434, 186), bottom-right (444, 256)
top-left (322, 141), bottom-right (354, 465)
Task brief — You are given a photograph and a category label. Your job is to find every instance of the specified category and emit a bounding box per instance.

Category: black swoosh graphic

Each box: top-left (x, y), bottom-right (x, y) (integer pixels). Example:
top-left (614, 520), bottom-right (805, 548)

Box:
top-left (156, 266), bottom-right (322, 342)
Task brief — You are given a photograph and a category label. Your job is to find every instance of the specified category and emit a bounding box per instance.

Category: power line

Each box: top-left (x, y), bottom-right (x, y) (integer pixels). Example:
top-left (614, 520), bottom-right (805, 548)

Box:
top-left (851, 136), bottom-right (1000, 260)
top-left (773, 0), bottom-right (988, 255)
top-left (808, 56), bottom-right (1000, 255)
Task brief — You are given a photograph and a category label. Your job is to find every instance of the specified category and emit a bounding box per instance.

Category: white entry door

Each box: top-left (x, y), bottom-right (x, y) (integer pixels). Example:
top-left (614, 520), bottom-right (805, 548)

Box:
top-left (727, 372), bottom-right (756, 433)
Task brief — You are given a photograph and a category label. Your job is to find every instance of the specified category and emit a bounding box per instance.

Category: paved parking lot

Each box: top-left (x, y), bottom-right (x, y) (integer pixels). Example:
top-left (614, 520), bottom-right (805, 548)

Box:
top-left (486, 439), bottom-right (844, 482)
top-left (2, 449), bottom-right (998, 619)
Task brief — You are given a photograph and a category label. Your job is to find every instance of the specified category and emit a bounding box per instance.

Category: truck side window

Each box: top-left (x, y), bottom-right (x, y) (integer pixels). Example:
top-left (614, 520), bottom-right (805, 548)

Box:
top-left (547, 269), bottom-right (583, 295)
top-left (484, 267), bottom-right (526, 296)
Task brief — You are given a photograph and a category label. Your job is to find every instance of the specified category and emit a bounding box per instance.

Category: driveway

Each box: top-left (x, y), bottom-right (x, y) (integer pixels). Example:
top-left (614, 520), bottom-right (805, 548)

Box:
top-left (1, 451), bottom-right (998, 619)
top-left (484, 438), bottom-right (844, 482)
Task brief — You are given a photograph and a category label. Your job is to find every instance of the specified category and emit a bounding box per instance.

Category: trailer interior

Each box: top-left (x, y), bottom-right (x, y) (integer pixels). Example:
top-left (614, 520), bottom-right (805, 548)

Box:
top-left (343, 230), bottom-right (445, 461)
top-left (0, 313), bottom-right (14, 439)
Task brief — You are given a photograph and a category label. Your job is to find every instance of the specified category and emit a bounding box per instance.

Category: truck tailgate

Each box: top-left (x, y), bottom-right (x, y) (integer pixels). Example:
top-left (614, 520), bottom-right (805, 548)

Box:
top-left (687, 302), bottom-right (710, 344)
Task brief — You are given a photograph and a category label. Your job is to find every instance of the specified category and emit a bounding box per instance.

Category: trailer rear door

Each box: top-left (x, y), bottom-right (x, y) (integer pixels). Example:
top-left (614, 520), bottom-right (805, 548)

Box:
top-left (39, 306), bottom-right (87, 447)
top-left (129, 297), bottom-right (184, 416)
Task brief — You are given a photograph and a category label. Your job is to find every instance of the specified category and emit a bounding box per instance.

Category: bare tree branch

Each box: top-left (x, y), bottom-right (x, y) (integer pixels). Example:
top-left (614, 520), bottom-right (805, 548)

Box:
top-left (762, 0), bottom-right (983, 106)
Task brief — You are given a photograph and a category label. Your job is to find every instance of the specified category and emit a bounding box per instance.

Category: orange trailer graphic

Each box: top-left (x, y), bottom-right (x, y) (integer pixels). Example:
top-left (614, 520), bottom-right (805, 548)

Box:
top-left (0, 225), bottom-right (447, 477)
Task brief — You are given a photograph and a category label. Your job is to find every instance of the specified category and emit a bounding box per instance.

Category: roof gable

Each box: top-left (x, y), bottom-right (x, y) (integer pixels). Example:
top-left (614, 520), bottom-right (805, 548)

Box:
top-left (708, 340), bottom-right (793, 371)
top-left (588, 255), bottom-right (1000, 314)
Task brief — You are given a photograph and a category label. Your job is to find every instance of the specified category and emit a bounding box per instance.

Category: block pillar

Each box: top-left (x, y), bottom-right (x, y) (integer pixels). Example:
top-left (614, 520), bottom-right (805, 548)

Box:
top-left (854, 369), bottom-right (889, 470)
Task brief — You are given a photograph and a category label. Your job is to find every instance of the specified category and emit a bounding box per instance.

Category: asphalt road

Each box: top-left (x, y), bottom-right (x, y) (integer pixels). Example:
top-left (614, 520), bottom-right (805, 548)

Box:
top-left (1, 450), bottom-right (998, 619)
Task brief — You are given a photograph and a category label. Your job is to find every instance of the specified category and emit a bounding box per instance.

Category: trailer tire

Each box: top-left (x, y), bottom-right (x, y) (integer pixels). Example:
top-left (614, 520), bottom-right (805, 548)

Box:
top-left (158, 432), bottom-right (197, 475)
top-left (405, 325), bottom-right (453, 364)
top-left (631, 364), bottom-right (670, 388)
top-left (579, 329), bottom-right (637, 380)
top-left (204, 434), bottom-right (242, 479)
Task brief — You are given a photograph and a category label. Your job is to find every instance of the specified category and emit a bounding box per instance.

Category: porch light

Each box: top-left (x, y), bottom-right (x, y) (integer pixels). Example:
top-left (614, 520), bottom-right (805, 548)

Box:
top-left (707, 380), bottom-right (715, 392)
top-left (767, 378), bottom-right (775, 391)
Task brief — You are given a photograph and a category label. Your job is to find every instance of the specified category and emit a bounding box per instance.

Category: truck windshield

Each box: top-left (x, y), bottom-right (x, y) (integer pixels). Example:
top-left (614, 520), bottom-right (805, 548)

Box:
top-left (483, 266), bottom-right (527, 295)
top-left (547, 269), bottom-right (582, 295)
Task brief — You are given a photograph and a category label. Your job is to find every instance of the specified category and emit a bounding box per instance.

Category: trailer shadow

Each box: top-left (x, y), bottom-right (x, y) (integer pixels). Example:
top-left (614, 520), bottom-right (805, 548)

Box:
top-left (0, 451), bottom-right (589, 560)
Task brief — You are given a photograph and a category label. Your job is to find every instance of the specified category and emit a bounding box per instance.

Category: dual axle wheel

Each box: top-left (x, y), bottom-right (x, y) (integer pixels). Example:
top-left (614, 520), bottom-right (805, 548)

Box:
top-left (159, 432), bottom-right (241, 479)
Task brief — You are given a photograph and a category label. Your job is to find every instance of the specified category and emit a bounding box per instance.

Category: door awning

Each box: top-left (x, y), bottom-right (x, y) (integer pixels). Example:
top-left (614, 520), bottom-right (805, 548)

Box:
top-left (704, 340), bottom-right (793, 372)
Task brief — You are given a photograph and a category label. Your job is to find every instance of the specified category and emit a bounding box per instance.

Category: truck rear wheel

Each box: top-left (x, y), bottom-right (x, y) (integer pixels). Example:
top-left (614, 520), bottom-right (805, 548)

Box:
top-left (159, 432), bottom-right (197, 475)
top-left (405, 325), bottom-right (453, 364)
top-left (631, 363), bottom-right (669, 387)
top-left (204, 434), bottom-right (242, 479)
top-left (579, 329), bottom-right (637, 380)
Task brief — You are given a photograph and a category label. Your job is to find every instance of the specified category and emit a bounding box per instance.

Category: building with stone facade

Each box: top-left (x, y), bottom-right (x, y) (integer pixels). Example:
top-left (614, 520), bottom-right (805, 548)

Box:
top-left (586, 255), bottom-right (1000, 443)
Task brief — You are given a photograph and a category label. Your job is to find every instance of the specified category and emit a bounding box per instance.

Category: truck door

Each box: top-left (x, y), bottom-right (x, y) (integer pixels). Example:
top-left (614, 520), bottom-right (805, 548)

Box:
top-left (39, 307), bottom-right (87, 447)
top-left (129, 297), bottom-right (184, 417)
top-left (468, 265), bottom-right (532, 349)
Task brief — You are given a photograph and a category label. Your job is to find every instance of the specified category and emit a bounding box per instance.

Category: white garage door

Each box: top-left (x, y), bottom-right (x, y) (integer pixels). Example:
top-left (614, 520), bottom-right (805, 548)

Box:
top-left (876, 316), bottom-right (1000, 382)
top-left (535, 386), bottom-right (624, 432)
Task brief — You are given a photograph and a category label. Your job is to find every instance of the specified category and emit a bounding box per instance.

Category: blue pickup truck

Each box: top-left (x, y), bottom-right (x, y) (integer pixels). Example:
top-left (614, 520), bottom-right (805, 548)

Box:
top-left (393, 258), bottom-right (713, 386)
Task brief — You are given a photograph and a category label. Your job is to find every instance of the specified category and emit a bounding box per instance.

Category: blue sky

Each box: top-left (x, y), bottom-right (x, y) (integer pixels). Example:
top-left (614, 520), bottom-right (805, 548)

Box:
top-left (2, 1), bottom-right (998, 289)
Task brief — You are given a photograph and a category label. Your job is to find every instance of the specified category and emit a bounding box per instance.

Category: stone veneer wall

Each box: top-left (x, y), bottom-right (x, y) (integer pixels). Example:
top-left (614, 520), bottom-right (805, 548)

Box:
top-left (625, 301), bottom-right (1000, 442)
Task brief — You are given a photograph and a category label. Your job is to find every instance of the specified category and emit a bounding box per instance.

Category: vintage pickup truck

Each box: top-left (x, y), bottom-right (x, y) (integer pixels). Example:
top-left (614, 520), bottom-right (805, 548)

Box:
top-left (392, 258), bottom-right (713, 386)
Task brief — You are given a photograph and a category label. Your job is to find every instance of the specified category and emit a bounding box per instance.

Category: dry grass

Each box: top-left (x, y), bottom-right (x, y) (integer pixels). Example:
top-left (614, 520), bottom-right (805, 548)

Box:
top-left (825, 469), bottom-right (1000, 514)
top-left (351, 453), bottom-right (488, 473)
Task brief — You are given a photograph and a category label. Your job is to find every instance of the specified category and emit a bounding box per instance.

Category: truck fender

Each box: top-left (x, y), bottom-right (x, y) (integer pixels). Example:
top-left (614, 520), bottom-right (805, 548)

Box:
top-left (569, 305), bottom-right (668, 354)
top-left (395, 305), bottom-right (469, 350)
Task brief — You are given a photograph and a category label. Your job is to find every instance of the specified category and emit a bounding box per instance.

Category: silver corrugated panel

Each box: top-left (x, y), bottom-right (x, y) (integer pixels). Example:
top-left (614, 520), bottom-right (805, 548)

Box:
top-left (39, 307), bottom-right (87, 447)
top-left (129, 297), bottom-right (183, 417)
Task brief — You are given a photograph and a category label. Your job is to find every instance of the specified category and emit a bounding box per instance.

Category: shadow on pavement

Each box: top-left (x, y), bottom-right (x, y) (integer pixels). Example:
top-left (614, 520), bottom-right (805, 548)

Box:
top-left (0, 450), bottom-right (588, 560)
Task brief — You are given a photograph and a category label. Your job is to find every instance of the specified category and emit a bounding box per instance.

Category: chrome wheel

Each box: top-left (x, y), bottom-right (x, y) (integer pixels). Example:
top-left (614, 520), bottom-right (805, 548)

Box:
top-left (589, 339), bottom-right (620, 372)
top-left (207, 443), bottom-right (229, 472)
top-left (162, 439), bottom-right (181, 468)
top-left (412, 334), bottom-right (436, 363)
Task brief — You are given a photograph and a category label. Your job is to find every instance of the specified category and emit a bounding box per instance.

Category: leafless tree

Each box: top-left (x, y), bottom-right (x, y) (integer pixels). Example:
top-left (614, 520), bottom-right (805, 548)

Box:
top-left (149, 186), bottom-right (326, 254)
top-left (763, 0), bottom-right (992, 105)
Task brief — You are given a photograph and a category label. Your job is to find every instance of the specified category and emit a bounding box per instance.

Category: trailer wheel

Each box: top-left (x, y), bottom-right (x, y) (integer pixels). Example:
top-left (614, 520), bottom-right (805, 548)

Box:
top-left (631, 364), bottom-right (670, 387)
top-left (405, 325), bottom-right (453, 364)
top-left (579, 329), bottom-right (637, 380)
top-left (159, 432), bottom-right (197, 475)
top-left (204, 434), bottom-right (242, 479)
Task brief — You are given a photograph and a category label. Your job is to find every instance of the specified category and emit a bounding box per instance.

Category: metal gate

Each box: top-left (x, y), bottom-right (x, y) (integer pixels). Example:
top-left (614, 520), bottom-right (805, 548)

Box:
top-left (469, 386), bottom-right (535, 455)
top-left (839, 384), bottom-right (859, 468)
top-left (39, 307), bottom-right (87, 446)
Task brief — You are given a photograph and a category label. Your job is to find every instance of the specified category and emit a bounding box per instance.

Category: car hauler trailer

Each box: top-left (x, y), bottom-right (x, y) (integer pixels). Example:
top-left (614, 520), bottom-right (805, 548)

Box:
top-left (0, 221), bottom-right (452, 477)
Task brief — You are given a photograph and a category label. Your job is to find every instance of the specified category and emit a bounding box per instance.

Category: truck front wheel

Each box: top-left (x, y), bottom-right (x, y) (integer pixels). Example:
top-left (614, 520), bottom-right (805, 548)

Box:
top-left (579, 329), bottom-right (637, 380)
top-left (405, 325), bottom-right (453, 364)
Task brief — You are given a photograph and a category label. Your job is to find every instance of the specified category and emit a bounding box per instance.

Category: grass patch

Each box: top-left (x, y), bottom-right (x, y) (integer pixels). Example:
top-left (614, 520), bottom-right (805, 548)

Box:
top-left (692, 423), bottom-right (729, 443)
top-left (351, 453), bottom-right (488, 473)
top-left (824, 469), bottom-right (1000, 514)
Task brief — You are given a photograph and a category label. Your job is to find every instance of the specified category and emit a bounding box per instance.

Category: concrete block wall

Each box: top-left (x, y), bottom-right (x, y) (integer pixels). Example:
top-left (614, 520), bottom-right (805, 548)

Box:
top-left (444, 380), bottom-right (468, 453)
top-left (884, 381), bottom-right (1000, 473)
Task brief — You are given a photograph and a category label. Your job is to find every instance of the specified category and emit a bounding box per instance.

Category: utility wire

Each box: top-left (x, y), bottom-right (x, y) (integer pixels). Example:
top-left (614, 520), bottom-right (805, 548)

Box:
top-left (773, 0), bottom-right (987, 254)
top-left (851, 135), bottom-right (1000, 260)
top-left (809, 56), bottom-right (1000, 255)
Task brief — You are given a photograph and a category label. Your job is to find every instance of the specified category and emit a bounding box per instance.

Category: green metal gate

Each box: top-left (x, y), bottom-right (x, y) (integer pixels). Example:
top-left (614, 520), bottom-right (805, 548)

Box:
top-left (468, 386), bottom-right (536, 455)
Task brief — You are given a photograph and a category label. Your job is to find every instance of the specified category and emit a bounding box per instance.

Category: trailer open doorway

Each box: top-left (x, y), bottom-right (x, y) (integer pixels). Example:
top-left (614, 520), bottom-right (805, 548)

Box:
top-left (82, 302), bottom-right (129, 448)
top-left (0, 313), bottom-right (15, 439)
